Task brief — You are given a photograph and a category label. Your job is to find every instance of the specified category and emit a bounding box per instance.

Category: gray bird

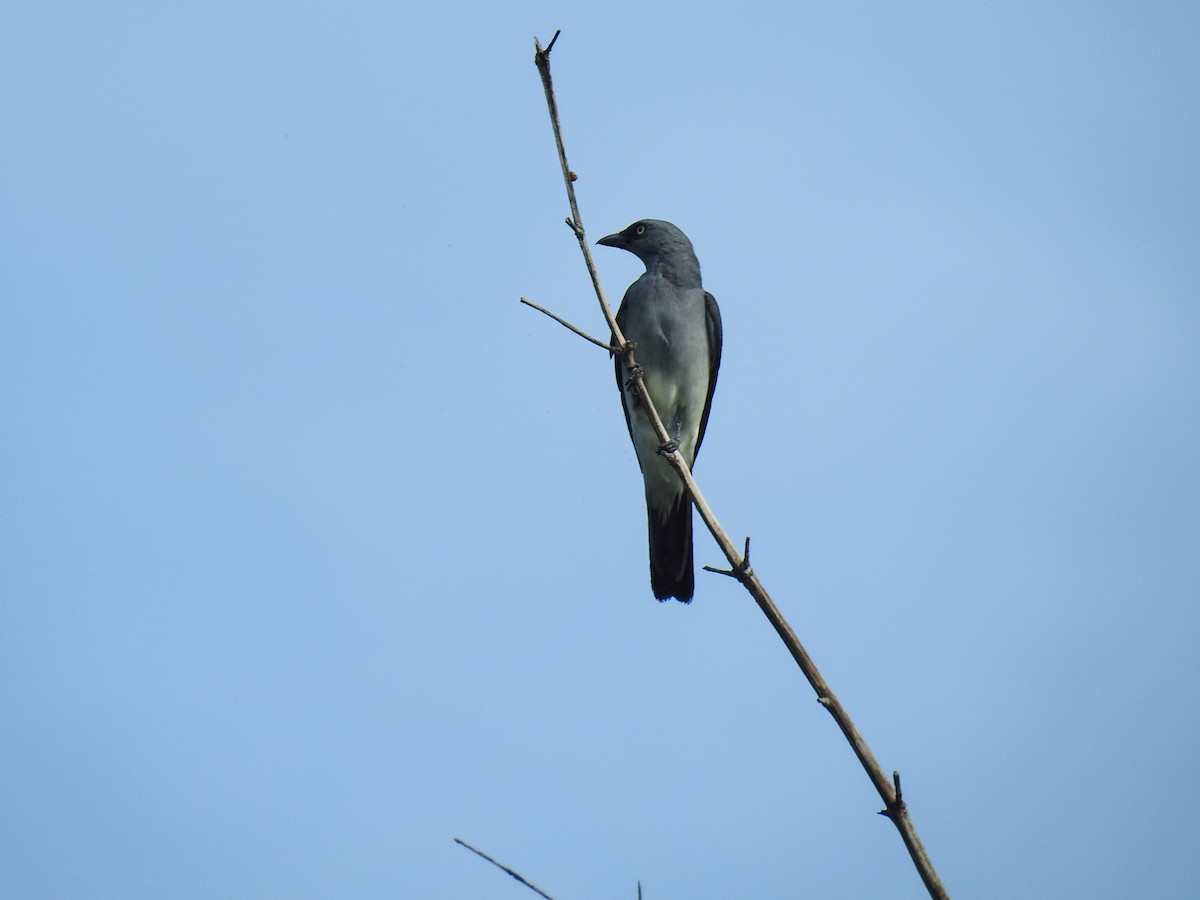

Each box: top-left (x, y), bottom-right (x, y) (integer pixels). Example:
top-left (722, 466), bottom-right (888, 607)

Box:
top-left (598, 219), bottom-right (722, 602)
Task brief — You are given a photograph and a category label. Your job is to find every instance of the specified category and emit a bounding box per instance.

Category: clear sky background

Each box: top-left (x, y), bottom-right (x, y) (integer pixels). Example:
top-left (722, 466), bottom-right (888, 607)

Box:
top-left (3, 2), bottom-right (1198, 898)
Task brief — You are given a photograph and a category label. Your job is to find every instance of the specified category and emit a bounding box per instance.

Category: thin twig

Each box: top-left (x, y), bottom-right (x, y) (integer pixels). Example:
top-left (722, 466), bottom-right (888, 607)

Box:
top-left (454, 838), bottom-right (556, 900)
top-left (531, 31), bottom-right (949, 900)
top-left (521, 297), bottom-right (613, 350)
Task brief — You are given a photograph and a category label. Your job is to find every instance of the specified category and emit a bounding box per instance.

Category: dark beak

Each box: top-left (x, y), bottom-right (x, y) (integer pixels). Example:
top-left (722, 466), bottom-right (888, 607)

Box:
top-left (597, 232), bottom-right (625, 248)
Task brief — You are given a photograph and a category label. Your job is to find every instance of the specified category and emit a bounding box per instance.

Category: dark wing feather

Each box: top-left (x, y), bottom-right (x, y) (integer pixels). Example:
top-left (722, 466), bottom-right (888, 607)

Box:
top-left (613, 296), bottom-right (635, 443)
top-left (694, 291), bottom-right (723, 455)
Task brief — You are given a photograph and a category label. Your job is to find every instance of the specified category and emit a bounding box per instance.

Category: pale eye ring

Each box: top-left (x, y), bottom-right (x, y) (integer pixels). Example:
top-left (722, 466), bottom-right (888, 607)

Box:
top-left (635, 223), bottom-right (646, 236)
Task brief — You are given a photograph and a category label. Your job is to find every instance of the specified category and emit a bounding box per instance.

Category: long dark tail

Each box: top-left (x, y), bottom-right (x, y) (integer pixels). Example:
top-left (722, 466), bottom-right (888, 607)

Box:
top-left (647, 491), bottom-right (694, 602)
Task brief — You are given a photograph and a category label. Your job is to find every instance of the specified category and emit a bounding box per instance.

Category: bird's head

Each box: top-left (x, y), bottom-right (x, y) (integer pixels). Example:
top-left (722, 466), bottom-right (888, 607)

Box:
top-left (597, 219), bottom-right (695, 267)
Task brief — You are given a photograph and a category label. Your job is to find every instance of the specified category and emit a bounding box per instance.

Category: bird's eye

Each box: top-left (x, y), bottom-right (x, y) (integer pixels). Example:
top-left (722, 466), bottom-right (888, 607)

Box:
top-left (635, 223), bottom-right (646, 236)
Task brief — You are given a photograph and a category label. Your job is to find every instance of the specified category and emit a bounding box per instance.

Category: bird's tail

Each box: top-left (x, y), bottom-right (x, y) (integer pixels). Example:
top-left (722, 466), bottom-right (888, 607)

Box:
top-left (648, 491), bottom-right (694, 602)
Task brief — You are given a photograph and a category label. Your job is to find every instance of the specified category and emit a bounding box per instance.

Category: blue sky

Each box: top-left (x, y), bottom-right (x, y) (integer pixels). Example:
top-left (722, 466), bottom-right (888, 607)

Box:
top-left (3, 2), bottom-right (1198, 897)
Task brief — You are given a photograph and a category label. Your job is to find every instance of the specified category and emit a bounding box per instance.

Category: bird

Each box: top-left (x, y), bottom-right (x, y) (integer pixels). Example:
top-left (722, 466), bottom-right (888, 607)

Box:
top-left (598, 219), bottom-right (722, 602)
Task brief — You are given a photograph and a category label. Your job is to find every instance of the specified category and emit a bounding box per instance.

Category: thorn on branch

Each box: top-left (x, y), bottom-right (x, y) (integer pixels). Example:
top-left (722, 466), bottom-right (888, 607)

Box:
top-left (702, 536), bottom-right (753, 582)
top-left (878, 770), bottom-right (908, 821)
top-left (533, 30), bottom-right (562, 62)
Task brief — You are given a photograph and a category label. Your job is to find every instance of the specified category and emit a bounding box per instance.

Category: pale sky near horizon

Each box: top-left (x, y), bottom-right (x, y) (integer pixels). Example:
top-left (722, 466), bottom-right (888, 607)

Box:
top-left (4, 2), bottom-right (1199, 898)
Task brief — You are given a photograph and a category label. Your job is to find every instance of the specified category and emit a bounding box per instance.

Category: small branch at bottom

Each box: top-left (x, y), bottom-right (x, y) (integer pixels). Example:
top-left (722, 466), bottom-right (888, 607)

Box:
top-left (454, 837), bottom-right (556, 900)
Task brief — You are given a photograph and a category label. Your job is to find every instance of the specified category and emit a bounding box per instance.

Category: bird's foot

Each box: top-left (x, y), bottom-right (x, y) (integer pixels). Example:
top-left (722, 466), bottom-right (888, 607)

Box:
top-left (623, 363), bottom-right (644, 389)
top-left (656, 438), bottom-right (680, 456)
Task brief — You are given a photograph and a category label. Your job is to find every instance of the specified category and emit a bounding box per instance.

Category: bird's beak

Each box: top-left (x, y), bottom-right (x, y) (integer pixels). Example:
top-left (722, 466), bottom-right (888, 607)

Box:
top-left (597, 232), bottom-right (625, 248)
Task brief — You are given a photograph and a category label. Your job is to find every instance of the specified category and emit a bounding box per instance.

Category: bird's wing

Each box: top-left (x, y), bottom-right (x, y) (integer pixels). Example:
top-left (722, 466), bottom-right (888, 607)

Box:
top-left (694, 290), bottom-right (723, 455)
top-left (613, 295), bottom-right (635, 443)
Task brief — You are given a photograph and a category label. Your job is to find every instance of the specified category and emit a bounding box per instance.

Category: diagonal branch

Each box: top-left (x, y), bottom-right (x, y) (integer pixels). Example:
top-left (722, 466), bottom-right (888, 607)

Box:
top-left (454, 838), bottom-right (556, 900)
top-left (531, 31), bottom-right (949, 900)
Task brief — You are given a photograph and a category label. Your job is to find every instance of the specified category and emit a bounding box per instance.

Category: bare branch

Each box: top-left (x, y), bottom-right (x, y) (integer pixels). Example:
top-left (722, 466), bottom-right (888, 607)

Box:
top-left (454, 838), bottom-right (556, 900)
top-left (530, 31), bottom-right (949, 900)
top-left (520, 297), bottom-right (613, 350)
